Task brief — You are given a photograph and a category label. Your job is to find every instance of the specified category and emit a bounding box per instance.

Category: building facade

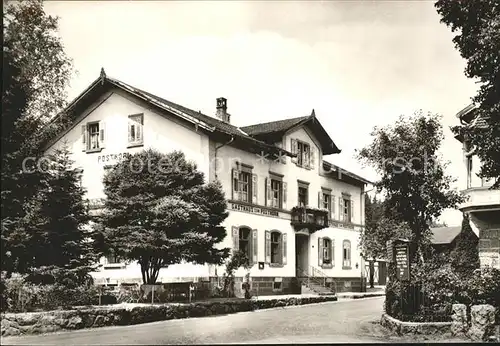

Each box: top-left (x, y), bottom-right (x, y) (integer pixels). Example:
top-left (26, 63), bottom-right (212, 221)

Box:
top-left (45, 69), bottom-right (372, 295)
top-left (454, 104), bottom-right (500, 269)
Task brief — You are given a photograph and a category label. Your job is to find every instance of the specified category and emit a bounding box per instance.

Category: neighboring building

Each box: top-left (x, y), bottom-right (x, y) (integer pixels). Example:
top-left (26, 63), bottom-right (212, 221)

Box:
top-left (430, 226), bottom-right (476, 255)
top-left (45, 69), bottom-right (372, 295)
top-left (454, 104), bottom-right (500, 269)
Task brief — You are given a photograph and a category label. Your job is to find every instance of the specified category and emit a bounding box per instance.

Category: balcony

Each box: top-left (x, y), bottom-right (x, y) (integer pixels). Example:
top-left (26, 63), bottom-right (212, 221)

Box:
top-left (290, 206), bottom-right (329, 233)
top-left (459, 186), bottom-right (500, 213)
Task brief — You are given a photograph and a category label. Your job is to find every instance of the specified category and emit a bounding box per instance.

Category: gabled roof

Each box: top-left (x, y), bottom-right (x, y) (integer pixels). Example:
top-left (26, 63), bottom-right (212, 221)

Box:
top-left (240, 110), bottom-right (341, 155)
top-left (430, 226), bottom-right (463, 245)
top-left (454, 103), bottom-right (489, 143)
top-left (46, 70), bottom-right (293, 157)
top-left (47, 68), bottom-right (370, 186)
top-left (241, 116), bottom-right (309, 136)
top-left (322, 160), bottom-right (373, 186)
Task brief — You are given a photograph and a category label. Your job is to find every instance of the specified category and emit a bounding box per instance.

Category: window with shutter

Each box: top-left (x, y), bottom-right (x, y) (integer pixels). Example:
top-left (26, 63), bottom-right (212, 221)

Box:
top-left (239, 227), bottom-right (252, 262)
top-left (295, 140), bottom-right (311, 167)
top-left (270, 231), bottom-right (282, 265)
top-left (270, 179), bottom-right (282, 208)
top-left (128, 114), bottom-right (144, 146)
top-left (232, 164), bottom-right (253, 203)
top-left (88, 122), bottom-right (100, 151)
top-left (342, 240), bottom-right (351, 269)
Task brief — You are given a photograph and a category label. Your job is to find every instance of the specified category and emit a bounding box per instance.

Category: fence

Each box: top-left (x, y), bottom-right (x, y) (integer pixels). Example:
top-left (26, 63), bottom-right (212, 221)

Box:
top-left (390, 282), bottom-right (452, 322)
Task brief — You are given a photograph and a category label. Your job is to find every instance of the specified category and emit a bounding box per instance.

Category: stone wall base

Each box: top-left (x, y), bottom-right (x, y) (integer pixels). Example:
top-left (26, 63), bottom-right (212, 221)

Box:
top-left (1, 296), bottom-right (338, 337)
top-left (380, 313), bottom-right (452, 336)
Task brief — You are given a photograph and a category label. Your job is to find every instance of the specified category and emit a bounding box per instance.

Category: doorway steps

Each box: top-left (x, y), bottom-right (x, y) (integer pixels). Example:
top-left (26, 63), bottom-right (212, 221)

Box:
top-left (297, 266), bottom-right (336, 296)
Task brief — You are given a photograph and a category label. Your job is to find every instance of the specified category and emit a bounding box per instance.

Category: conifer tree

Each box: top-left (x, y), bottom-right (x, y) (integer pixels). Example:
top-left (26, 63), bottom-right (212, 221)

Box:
top-left (450, 215), bottom-right (480, 276)
top-left (24, 144), bottom-right (96, 287)
top-left (2, 0), bottom-right (73, 276)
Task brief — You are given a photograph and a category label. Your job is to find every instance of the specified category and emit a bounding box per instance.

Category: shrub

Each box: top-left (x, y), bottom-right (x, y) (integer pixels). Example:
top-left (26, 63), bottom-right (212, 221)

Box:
top-left (464, 267), bottom-right (500, 323)
top-left (385, 264), bottom-right (500, 323)
top-left (450, 216), bottom-right (480, 275)
top-left (3, 276), bottom-right (102, 312)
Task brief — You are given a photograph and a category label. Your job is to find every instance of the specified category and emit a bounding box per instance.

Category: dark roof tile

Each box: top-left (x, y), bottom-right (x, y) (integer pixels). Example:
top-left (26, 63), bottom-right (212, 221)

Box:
top-left (240, 116), bottom-right (310, 135)
top-left (430, 226), bottom-right (463, 245)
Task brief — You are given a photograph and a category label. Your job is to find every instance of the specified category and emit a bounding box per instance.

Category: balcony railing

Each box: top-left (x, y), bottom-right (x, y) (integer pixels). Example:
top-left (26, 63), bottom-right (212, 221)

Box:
top-left (290, 206), bottom-right (329, 233)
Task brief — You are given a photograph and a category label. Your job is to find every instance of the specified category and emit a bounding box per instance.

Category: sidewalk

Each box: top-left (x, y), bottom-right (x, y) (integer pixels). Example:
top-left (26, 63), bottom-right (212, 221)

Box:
top-left (337, 286), bottom-right (385, 299)
top-left (252, 287), bottom-right (385, 301)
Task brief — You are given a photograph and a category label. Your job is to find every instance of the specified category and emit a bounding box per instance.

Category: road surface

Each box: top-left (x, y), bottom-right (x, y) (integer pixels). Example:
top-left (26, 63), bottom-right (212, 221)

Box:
top-left (0, 297), bottom-right (458, 344)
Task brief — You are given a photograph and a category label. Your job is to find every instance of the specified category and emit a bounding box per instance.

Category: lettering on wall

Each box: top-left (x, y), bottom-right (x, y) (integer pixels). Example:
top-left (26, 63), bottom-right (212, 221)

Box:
top-left (230, 202), bottom-right (280, 218)
top-left (329, 220), bottom-right (355, 230)
top-left (97, 152), bottom-right (131, 164)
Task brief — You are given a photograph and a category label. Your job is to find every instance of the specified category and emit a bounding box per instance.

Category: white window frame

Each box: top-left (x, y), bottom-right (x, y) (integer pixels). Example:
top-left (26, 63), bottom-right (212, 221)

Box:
top-left (88, 122), bottom-right (100, 150)
top-left (342, 240), bottom-right (351, 269)
top-left (128, 114), bottom-right (144, 146)
top-left (270, 231), bottom-right (282, 265)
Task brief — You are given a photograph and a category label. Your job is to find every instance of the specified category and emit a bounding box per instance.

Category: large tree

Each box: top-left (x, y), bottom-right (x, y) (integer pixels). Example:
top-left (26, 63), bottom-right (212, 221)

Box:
top-left (95, 149), bottom-right (230, 284)
top-left (357, 111), bottom-right (465, 264)
top-left (2, 0), bottom-right (73, 276)
top-left (435, 0), bottom-right (500, 189)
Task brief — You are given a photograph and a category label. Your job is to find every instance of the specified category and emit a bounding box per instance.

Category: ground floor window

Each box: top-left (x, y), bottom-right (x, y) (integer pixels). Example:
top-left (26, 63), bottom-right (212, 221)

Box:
top-left (343, 240), bottom-right (351, 269)
top-left (239, 227), bottom-right (251, 259)
top-left (271, 231), bottom-right (282, 264)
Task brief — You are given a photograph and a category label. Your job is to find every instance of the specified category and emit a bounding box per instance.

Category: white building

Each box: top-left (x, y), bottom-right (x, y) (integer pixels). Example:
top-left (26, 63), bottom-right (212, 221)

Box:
top-left (454, 104), bottom-right (500, 269)
top-left (45, 68), bottom-right (372, 295)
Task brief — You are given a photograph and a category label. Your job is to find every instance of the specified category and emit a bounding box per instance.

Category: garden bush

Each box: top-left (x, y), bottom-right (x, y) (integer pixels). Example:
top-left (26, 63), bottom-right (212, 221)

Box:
top-left (385, 263), bottom-right (500, 324)
top-left (3, 276), bottom-right (103, 312)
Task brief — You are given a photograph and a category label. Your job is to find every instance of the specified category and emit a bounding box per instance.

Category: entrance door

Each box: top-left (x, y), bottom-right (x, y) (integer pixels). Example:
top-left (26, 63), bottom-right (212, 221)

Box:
top-left (295, 234), bottom-right (309, 276)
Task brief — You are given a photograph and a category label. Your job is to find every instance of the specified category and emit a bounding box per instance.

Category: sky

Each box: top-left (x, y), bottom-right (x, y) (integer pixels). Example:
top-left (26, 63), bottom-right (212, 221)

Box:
top-left (43, 0), bottom-right (479, 226)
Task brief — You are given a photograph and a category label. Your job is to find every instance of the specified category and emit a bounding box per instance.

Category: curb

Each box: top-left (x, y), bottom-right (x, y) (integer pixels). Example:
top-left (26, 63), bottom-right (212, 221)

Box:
top-left (337, 292), bottom-right (386, 299)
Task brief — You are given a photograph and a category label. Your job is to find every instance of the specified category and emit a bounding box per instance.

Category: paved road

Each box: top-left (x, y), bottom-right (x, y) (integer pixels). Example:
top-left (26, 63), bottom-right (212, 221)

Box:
top-left (0, 297), bottom-right (449, 344)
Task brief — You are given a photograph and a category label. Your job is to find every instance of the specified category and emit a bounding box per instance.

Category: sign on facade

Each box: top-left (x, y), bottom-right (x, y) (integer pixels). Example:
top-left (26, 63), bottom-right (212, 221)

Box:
top-left (97, 152), bottom-right (131, 164)
top-left (329, 220), bottom-right (355, 230)
top-left (230, 202), bottom-right (280, 218)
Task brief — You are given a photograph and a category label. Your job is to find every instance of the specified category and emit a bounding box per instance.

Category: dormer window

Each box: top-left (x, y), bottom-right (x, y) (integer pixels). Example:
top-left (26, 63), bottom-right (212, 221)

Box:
top-left (291, 139), bottom-right (315, 169)
top-left (297, 141), bottom-right (310, 167)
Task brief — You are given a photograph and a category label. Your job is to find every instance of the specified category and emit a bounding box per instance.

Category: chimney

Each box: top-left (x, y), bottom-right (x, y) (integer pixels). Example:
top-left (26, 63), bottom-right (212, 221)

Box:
top-left (216, 97), bottom-right (230, 123)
